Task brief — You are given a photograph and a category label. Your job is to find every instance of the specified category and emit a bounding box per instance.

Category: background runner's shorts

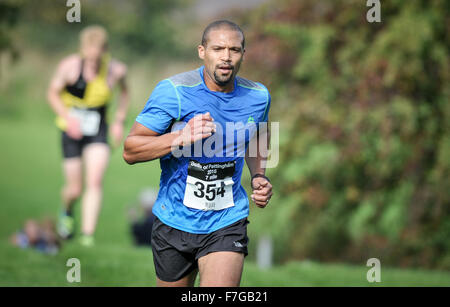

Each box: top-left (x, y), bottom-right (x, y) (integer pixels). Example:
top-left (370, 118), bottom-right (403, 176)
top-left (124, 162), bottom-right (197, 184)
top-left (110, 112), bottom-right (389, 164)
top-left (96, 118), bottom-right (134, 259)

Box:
top-left (61, 122), bottom-right (108, 158)
top-left (151, 216), bottom-right (249, 282)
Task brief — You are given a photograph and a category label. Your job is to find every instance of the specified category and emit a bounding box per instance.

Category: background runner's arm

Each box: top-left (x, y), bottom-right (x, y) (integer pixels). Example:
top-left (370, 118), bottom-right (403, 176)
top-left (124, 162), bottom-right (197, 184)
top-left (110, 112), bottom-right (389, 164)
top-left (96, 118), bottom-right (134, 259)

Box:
top-left (110, 64), bottom-right (130, 147)
top-left (113, 64), bottom-right (129, 124)
top-left (47, 58), bottom-right (82, 139)
top-left (47, 60), bottom-right (71, 120)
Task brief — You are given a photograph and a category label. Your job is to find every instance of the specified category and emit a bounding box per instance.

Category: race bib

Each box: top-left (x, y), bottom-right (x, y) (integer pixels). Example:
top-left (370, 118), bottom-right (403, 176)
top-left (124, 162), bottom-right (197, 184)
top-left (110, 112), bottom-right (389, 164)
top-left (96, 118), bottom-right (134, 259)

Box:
top-left (183, 160), bottom-right (236, 211)
top-left (70, 108), bottom-right (101, 136)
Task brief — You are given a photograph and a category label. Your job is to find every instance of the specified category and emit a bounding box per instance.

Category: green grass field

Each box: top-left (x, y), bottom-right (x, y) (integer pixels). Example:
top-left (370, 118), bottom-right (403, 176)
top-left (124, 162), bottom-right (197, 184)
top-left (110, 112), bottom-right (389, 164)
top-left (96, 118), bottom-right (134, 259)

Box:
top-left (1, 56), bottom-right (449, 287)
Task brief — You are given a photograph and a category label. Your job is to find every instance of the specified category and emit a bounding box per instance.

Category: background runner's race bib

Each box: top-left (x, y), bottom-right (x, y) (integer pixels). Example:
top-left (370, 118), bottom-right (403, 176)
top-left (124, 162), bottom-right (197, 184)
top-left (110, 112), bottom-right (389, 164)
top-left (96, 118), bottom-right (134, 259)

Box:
top-left (183, 160), bottom-right (236, 211)
top-left (70, 108), bottom-right (101, 136)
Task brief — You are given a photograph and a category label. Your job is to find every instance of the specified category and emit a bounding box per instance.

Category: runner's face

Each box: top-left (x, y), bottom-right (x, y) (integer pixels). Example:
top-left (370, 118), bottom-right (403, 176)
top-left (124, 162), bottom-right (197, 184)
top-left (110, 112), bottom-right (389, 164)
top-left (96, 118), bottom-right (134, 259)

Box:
top-left (198, 29), bottom-right (244, 87)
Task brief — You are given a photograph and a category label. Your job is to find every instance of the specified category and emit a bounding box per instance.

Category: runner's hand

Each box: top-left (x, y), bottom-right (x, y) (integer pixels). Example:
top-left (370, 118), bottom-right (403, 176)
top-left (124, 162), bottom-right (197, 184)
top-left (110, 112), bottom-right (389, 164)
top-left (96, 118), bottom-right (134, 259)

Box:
top-left (251, 177), bottom-right (272, 208)
top-left (66, 116), bottom-right (82, 140)
top-left (179, 112), bottom-right (216, 146)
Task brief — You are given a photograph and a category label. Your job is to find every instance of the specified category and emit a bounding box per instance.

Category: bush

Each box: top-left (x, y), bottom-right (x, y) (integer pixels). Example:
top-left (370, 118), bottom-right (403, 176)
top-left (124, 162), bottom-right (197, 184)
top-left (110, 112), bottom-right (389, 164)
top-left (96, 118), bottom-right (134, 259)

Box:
top-left (243, 0), bottom-right (450, 269)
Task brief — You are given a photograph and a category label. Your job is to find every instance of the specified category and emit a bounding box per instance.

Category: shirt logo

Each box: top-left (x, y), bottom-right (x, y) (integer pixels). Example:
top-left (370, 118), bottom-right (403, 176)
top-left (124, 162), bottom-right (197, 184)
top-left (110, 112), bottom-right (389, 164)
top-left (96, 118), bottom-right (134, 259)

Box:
top-left (247, 116), bottom-right (255, 123)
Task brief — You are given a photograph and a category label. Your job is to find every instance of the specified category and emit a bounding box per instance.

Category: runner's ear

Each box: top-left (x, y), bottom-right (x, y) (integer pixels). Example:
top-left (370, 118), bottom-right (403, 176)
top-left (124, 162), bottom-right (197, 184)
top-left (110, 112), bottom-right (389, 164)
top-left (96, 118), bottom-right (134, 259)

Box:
top-left (198, 45), bottom-right (205, 60)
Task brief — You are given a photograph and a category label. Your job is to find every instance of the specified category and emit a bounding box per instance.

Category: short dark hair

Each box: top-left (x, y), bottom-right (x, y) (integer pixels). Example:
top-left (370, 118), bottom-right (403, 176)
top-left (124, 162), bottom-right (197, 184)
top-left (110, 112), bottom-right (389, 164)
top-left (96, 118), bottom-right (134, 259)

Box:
top-left (201, 20), bottom-right (245, 49)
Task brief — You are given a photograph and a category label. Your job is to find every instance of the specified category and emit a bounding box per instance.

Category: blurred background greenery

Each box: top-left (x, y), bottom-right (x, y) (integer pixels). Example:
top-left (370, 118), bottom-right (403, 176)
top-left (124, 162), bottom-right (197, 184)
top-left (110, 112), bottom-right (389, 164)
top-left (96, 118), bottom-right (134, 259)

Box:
top-left (0, 0), bottom-right (449, 286)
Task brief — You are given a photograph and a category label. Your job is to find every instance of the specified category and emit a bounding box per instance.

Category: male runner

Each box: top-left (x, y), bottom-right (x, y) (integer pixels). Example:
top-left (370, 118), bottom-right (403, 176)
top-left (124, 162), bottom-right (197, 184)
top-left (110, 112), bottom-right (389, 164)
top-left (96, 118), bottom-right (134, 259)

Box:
top-left (47, 25), bottom-right (129, 246)
top-left (123, 20), bottom-right (272, 286)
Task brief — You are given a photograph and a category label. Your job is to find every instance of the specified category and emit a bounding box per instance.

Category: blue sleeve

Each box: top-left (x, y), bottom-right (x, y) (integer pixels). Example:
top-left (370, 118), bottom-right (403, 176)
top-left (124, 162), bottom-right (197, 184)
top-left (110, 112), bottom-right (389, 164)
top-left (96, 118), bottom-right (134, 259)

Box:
top-left (261, 87), bottom-right (271, 123)
top-left (136, 79), bottom-right (180, 134)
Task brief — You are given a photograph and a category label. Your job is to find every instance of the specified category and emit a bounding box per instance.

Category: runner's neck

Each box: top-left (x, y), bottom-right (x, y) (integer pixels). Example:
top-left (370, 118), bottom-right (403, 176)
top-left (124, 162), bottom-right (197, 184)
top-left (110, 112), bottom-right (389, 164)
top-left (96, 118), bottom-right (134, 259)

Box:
top-left (84, 58), bottom-right (101, 73)
top-left (82, 57), bottom-right (102, 81)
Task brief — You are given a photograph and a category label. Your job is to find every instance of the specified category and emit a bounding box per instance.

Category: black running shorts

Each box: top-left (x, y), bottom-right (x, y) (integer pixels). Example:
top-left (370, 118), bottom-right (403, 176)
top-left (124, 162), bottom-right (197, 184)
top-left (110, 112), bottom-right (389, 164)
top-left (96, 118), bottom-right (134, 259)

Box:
top-left (151, 216), bottom-right (249, 282)
top-left (61, 107), bottom-right (108, 159)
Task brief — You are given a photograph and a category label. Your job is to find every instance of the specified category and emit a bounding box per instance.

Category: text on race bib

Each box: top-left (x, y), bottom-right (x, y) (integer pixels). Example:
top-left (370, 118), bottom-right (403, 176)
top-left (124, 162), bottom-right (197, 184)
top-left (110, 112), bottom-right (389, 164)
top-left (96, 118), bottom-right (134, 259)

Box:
top-left (183, 160), bottom-right (236, 211)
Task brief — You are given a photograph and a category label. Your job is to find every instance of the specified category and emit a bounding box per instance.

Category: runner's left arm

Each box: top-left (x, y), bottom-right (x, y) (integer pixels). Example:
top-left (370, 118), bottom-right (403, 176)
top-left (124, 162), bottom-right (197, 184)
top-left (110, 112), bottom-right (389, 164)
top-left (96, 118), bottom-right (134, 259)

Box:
top-left (245, 124), bottom-right (273, 208)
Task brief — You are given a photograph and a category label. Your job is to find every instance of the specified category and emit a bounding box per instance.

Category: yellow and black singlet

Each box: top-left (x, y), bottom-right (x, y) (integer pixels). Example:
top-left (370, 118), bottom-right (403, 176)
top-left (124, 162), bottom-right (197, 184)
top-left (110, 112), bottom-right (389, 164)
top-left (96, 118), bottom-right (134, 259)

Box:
top-left (56, 54), bottom-right (112, 131)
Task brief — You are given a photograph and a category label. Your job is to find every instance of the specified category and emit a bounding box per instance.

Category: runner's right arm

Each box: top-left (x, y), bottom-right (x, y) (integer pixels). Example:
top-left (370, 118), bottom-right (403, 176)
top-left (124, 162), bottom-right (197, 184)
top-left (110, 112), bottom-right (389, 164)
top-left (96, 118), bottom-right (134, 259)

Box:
top-left (123, 113), bottom-right (215, 164)
top-left (47, 57), bottom-right (82, 139)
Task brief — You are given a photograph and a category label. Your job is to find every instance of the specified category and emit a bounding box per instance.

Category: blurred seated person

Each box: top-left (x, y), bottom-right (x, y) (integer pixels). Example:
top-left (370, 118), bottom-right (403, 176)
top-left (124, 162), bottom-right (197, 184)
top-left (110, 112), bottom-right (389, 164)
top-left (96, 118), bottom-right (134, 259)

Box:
top-left (128, 188), bottom-right (157, 246)
top-left (10, 218), bottom-right (61, 255)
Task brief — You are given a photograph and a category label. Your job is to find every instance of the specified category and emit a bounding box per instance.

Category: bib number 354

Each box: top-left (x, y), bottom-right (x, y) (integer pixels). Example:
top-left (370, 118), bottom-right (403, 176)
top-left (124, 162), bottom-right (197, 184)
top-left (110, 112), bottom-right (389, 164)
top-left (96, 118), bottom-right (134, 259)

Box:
top-left (183, 160), bottom-right (235, 211)
top-left (194, 181), bottom-right (226, 200)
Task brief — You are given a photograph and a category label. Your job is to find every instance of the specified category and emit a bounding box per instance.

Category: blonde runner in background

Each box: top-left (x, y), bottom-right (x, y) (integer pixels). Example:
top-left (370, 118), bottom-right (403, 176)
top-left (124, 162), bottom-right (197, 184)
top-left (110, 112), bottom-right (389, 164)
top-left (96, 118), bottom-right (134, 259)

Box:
top-left (47, 25), bottom-right (130, 246)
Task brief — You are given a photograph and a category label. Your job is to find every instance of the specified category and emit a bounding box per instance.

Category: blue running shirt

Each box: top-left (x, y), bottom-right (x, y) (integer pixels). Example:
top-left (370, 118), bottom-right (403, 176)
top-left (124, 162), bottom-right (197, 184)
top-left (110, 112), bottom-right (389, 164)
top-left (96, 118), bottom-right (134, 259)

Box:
top-left (136, 66), bottom-right (271, 234)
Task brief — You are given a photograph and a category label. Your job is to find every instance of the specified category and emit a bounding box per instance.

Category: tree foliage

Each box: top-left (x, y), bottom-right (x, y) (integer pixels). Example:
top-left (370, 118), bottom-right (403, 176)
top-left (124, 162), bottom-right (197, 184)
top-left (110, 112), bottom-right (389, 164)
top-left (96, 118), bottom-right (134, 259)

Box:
top-left (0, 0), bottom-right (20, 53)
top-left (243, 0), bottom-right (449, 269)
top-left (18, 0), bottom-right (184, 59)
